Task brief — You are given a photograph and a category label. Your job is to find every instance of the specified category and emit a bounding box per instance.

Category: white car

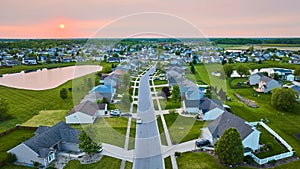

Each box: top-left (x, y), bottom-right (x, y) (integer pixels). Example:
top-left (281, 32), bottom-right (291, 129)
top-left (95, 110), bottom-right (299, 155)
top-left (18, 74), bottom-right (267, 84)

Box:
top-left (136, 117), bottom-right (142, 124)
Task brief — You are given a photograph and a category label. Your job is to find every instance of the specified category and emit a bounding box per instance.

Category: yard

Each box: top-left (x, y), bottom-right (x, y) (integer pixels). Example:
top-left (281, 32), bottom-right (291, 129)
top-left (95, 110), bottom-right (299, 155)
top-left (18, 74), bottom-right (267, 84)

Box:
top-left (159, 99), bottom-right (181, 110)
top-left (82, 117), bottom-right (129, 148)
top-left (154, 79), bottom-right (168, 85)
top-left (128, 119), bottom-right (136, 150)
top-left (22, 110), bottom-right (68, 127)
top-left (64, 156), bottom-right (123, 169)
top-left (156, 115), bottom-right (168, 146)
top-left (163, 113), bottom-right (205, 144)
top-left (0, 72), bottom-right (96, 132)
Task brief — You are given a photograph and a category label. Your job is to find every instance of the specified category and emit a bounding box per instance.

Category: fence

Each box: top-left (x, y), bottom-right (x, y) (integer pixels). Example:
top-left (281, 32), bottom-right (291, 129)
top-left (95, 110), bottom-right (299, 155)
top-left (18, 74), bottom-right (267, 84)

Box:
top-left (246, 121), bottom-right (294, 165)
top-left (0, 126), bottom-right (37, 137)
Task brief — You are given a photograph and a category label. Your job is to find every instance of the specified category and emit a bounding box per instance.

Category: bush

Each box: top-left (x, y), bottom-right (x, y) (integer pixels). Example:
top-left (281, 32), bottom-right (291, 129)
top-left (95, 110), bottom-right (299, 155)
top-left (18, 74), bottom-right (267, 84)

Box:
top-left (0, 153), bottom-right (17, 167)
top-left (175, 152), bottom-right (181, 157)
top-left (266, 142), bottom-right (273, 150)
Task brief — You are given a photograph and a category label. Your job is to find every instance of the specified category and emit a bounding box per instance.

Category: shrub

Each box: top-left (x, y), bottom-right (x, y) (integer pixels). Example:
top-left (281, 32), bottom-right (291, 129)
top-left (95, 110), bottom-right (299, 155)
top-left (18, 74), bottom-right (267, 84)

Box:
top-left (175, 152), bottom-right (181, 157)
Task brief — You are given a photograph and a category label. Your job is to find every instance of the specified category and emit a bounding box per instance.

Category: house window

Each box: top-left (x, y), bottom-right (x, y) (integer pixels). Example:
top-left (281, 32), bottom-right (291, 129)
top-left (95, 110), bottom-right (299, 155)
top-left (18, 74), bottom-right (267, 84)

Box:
top-left (48, 151), bottom-right (55, 163)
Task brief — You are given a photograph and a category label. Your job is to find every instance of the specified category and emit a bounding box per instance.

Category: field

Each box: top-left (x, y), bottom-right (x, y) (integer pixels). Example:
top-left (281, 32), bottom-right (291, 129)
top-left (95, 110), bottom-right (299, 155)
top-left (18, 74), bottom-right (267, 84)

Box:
top-left (217, 44), bottom-right (300, 51)
top-left (22, 110), bottom-right (68, 127)
top-left (0, 72), bottom-right (96, 132)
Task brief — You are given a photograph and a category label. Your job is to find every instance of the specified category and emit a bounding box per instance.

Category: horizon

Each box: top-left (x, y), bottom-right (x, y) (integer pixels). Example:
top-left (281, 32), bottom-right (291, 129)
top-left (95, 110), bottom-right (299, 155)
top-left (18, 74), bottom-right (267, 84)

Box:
top-left (1, 0), bottom-right (300, 39)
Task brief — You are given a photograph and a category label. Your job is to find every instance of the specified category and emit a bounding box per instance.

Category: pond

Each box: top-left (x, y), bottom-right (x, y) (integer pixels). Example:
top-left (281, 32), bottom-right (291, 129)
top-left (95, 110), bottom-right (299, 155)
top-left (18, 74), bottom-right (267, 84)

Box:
top-left (0, 65), bottom-right (102, 90)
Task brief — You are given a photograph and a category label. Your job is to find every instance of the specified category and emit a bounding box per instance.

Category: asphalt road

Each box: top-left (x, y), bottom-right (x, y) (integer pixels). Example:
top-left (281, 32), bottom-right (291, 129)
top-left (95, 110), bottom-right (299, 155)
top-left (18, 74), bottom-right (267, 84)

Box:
top-left (133, 66), bottom-right (164, 169)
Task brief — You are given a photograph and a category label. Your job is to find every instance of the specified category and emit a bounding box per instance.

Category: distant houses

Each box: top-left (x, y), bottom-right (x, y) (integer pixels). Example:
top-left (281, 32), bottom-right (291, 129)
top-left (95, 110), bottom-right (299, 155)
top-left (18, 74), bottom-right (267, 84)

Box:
top-left (8, 122), bottom-right (82, 167)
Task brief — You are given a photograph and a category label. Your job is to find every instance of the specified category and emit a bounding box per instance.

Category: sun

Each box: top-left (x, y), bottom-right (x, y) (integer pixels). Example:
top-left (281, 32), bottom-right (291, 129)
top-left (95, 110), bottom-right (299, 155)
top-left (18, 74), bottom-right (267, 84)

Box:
top-left (59, 24), bottom-right (65, 29)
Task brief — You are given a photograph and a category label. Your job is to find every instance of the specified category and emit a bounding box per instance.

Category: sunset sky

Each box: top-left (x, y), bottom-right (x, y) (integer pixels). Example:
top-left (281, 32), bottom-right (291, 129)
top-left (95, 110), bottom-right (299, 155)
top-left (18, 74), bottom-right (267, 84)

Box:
top-left (0, 0), bottom-right (299, 38)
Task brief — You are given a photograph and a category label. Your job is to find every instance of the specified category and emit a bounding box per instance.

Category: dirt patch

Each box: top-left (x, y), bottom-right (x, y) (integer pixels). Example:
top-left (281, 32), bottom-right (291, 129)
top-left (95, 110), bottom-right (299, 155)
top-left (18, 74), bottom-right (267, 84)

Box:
top-left (295, 133), bottom-right (300, 140)
top-left (235, 93), bottom-right (259, 108)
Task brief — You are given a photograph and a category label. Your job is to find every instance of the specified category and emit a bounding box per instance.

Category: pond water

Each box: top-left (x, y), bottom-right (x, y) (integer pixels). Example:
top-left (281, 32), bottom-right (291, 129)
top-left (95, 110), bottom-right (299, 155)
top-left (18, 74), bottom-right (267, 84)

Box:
top-left (0, 65), bottom-right (102, 90)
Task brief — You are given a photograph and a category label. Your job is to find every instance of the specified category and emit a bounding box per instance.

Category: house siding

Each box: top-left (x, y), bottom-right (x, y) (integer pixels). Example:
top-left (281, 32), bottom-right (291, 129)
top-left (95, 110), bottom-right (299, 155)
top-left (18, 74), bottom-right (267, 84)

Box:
top-left (8, 143), bottom-right (44, 166)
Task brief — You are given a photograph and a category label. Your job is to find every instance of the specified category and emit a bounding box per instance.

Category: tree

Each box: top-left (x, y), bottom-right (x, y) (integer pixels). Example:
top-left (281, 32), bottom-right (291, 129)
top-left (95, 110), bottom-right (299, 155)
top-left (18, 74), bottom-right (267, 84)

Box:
top-left (215, 128), bottom-right (244, 165)
top-left (236, 64), bottom-right (250, 77)
top-left (60, 88), bottom-right (68, 100)
top-left (223, 64), bottom-right (233, 78)
top-left (78, 131), bottom-right (101, 154)
top-left (121, 73), bottom-right (130, 88)
top-left (271, 88), bottom-right (298, 111)
top-left (161, 87), bottom-right (171, 99)
top-left (0, 97), bottom-right (9, 119)
top-left (191, 64), bottom-right (195, 74)
top-left (172, 85), bottom-right (180, 101)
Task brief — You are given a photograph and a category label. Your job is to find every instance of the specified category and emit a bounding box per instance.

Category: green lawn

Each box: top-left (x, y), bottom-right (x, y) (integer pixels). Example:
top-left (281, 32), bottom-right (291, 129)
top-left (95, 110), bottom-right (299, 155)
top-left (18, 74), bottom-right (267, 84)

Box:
top-left (164, 156), bottom-right (172, 169)
top-left (64, 156), bottom-right (121, 169)
top-left (0, 129), bottom-right (34, 168)
top-left (154, 80), bottom-right (168, 85)
top-left (176, 152), bottom-right (225, 169)
top-left (255, 125), bottom-right (288, 158)
top-left (128, 119), bottom-right (136, 150)
top-left (164, 113), bottom-right (205, 144)
top-left (159, 99), bottom-right (181, 110)
top-left (125, 161), bottom-right (133, 169)
top-left (22, 110), bottom-right (67, 127)
top-left (0, 72), bottom-right (96, 132)
top-left (82, 117), bottom-right (128, 148)
top-left (156, 115), bottom-right (168, 146)
top-left (0, 62), bottom-right (76, 75)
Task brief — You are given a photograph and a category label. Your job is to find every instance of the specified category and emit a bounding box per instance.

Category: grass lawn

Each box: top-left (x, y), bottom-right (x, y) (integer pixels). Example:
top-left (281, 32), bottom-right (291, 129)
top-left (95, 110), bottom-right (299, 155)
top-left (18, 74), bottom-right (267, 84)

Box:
top-left (176, 152), bottom-right (225, 169)
top-left (0, 129), bottom-right (34, 168)
top-left (0, 164), bottom-right (33, 169)
top-left (22, 110), bottom-right (67, 127)
top-left (255, 125), bottom-right (288, 159)
top-left (164, 113), bottom-right (205, 144)
top-left (128, 119), bottom-right (136, 150)
top-left (156, 115), bottom-right (168, 146)
top-left (0, 72), bottom-right (96, 133)
top-left (64, 156), bottom-right (121, 169)
top-left (82, 117), bottom-right (128, 148)
top-left (164, 156), bottom-right (172, 169)
top-left (193, 64), bottom-right (227, 91)
top-left (159, 99), bottom-right (181, 110)
top-left (0, 62), bottom-right (76, 75)
top-left (154, 80), bottom-right (168, 85)
top-left (125, 161), bottom-right (133, 169)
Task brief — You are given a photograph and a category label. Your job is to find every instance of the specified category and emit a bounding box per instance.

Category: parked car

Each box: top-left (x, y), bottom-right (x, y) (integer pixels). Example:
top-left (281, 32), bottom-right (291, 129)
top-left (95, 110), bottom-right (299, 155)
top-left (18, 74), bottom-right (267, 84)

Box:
top-left (136, 117), bottom-right (142, 124)
top-left (110, 109), bottom-right (121, 116)
top-left (195, 139), bottom-right (210, 147)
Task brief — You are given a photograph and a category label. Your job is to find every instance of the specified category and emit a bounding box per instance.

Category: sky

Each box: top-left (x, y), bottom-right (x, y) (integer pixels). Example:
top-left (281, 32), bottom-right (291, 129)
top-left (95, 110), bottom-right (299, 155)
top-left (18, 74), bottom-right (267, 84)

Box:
top-left (0, 0), bottom-right (299, 38)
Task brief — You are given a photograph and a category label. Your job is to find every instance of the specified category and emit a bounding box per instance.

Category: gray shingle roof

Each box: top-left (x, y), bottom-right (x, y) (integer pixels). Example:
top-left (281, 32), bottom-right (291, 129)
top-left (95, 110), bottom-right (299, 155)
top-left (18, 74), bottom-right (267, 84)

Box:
top-left (68, 101), bottom-right (99, 116)
top-left (34, 126), bottom-right (50, 135)
top-left (24, 121), bottom-right (81, 158)
top-left (199, 97), bottom-right (223, 113)
top-left (207, 112), bottom-right (253, 140)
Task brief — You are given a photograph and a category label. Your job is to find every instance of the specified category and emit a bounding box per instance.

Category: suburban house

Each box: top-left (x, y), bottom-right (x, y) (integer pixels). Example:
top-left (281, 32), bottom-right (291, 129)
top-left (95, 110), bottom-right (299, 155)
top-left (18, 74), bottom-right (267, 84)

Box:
top-left (80, 91), bottom-right (104, 103)
top-left (273, 68), bottom-right (294, 80)
top-left (107, 57), bottom-right (120, 63)
top-left (249, 73), bottom-right (281, 93)
top-left (8, 122), bottom-right (81, 167)
top-left (22, 57), bottom-right (37, 65)
top-left (201, 111), bottom-right (261, 152)
top-left (183, 97), bottom-right (225, 120)
top-left (89, 85), bottom-right (116, 102)
top-left (65, 101), bottom-right (107, 124)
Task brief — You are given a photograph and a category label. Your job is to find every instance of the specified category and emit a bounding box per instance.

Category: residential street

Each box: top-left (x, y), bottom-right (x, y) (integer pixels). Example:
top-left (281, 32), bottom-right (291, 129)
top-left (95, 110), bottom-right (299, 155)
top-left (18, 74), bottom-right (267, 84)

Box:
top-left (133, 65), bottom-right (164, 169)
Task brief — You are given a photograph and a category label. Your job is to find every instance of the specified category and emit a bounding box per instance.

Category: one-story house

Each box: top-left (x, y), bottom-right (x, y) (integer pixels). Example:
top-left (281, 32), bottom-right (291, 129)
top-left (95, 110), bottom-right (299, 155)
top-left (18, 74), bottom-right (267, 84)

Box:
top-left (66, 101), bottom-right (107, 124)
top-left (8, 122), bottom-right (81, 167)
top-left (201, 112), bottom-right (260, 151)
